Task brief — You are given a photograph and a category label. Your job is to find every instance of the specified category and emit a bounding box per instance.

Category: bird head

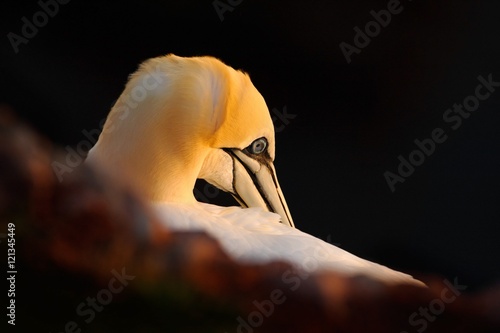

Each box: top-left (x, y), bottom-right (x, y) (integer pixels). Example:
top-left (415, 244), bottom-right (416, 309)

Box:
top-left (87, 54), bottom-right (294, 227)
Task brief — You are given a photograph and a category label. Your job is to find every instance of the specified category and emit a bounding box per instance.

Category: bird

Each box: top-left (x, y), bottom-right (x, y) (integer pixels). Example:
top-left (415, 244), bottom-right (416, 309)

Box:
top-left (86, 54), bottom-right (423, 286)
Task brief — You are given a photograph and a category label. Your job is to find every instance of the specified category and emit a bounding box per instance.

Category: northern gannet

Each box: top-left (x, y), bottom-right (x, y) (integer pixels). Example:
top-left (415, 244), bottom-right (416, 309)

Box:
top-left (87, 54), bottom-right (422, 286)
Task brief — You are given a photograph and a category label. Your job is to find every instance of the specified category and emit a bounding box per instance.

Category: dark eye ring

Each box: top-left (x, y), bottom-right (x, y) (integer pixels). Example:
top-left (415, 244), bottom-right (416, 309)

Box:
top-left (248, 138), bottom-right (267, 154)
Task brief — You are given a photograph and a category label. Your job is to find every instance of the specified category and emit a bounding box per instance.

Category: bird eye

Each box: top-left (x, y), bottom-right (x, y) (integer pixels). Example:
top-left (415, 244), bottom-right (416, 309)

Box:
top-left (248, 138), bottom-right (267, 154)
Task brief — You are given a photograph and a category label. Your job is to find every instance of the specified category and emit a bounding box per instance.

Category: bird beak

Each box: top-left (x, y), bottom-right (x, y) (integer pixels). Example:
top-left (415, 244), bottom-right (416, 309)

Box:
top-left (225, 149), bottom-right (295, 228)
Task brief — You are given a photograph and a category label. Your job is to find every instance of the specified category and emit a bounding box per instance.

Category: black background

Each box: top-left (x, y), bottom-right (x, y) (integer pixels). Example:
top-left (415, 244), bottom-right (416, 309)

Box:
top-left (1, 0), bottom-right (499, 291)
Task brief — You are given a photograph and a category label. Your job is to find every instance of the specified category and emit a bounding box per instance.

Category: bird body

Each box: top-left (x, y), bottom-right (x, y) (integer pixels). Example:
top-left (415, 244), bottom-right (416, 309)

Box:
top-left (87, 54), bottom-right (422, 286)
top-left (154, 201), bottom-right (419, 284)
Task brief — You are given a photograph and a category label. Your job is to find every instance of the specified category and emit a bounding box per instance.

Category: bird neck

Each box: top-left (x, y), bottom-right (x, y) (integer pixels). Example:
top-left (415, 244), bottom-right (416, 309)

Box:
top-left (132, 146), bottom-right (204, 204)
top-left (87, 114), bottom-right (207, 205)
top-left (90, 140), bottom-right (206, 204)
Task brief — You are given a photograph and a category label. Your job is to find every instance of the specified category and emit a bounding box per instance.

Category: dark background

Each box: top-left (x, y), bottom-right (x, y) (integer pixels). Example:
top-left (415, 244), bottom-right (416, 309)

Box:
top-left (1, 0), bottom-right (499, 291)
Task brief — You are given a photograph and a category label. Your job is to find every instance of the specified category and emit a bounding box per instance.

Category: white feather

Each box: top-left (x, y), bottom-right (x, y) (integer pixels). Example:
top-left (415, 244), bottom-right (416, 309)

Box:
top-left (88, 54), bottom-right (424, 287)
top-left (153, 202), bottom-right (422, 286)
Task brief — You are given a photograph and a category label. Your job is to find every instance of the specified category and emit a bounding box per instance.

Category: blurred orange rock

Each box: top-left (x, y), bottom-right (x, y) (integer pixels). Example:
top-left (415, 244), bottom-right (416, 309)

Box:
top-left (1, 110), bottom-right (499, 332)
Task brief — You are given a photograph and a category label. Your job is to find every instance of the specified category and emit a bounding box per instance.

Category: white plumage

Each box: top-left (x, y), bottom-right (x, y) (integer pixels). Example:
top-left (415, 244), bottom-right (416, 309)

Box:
top-left (87, 54), bottom-right (423, 286)
top-left (154, 202), bottom-right (420, 285)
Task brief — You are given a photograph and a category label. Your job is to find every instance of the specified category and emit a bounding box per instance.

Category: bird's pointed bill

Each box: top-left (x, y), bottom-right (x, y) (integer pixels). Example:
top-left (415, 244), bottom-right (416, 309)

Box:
top-left (227, 149), bottom-right (294, 227)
